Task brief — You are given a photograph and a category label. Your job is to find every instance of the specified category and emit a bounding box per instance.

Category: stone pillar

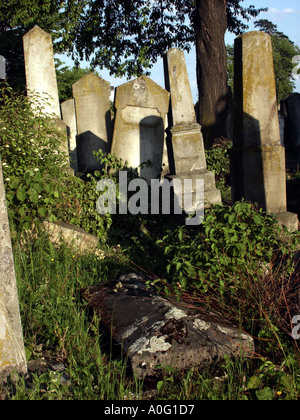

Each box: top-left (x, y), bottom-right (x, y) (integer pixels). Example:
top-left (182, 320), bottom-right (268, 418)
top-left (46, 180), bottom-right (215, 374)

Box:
top-left (23, 26), bottom-right (72, 172)
top-left (164, 48), bottom-right (221, 207)
top-left (72, 73), bottom-right (112, 174)
top-left (61, 99), bottom-right (78, 173)
top-left (232, 31), bottom-right (298, 230)
top-left (23, 26), bottom-right (61, 118)
top-left (111, 76), bottom-right (170, 183)
top-left (0, 159), bottom-right (27, 383)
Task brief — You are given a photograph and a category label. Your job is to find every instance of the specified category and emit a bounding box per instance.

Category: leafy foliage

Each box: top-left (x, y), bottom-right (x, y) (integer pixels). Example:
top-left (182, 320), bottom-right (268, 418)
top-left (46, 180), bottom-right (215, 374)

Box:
top-left (0, 0), bottom-right (87, 90)
top-left (55, 59), bottom-right (100, 103)
top-left (156, 201), bottom-right (287, 292)
top-left (205, 138), bottom-right (232, 204)
top-left (0, 0), bottom-right (267, 84)
top-left (0, 84), bottom-right (110, 237)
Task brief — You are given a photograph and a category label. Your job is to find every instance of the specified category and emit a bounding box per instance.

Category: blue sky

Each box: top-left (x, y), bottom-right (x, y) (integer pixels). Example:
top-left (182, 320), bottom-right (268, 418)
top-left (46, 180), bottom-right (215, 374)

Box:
top-left (59, 1), bottom-right (300, 102)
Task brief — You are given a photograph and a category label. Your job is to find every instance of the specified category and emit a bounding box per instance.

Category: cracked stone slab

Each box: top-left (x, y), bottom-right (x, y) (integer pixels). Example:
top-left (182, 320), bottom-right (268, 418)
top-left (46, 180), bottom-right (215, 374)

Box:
top-left (81, 273), bottom-right (254, 379)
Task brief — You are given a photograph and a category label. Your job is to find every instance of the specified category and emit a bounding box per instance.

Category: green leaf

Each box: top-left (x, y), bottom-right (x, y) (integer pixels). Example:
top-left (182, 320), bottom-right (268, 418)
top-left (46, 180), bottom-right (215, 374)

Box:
top-left (48, 214), bottom-right (57, 223)
top-left (28, 187), bottom-right (39, 204)
top-left (247, 375), bottom-right (262, 390)
top-left (256, 387), bottom-right (274, 401)
top-left (178, 229), bottom-right (183, 242)
top-left (24, 347), bottom-right (32, 362)
top-left (38, 207), bottom-right (47, 217)
top-left (157, 381), bottom-right (164, 394)
top-left (10, 179), bottom-right (20, 189)
top-left (16, 186), bottom-right (27, 202)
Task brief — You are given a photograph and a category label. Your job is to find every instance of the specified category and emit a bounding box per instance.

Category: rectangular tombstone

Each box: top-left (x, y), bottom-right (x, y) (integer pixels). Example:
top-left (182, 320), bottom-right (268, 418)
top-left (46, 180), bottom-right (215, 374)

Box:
top-left (73, 73), bottom-right (112, 174)
top-left (232, 31), bottom-right (298, 230)
top-left (23, 26), bottom-right (61, 118)
top-left (61, 99), bottom-right (78, 172)
top-left (164, 48), bottom-right (221, 207)
top-left (0, 159), bottom-right (27, 383)
top-left (111, 76), bottom-right (170, 183)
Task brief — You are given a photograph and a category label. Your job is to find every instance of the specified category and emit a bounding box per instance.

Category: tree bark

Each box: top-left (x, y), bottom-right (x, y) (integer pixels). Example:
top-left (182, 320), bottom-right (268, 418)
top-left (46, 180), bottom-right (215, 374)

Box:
top-left (194, 0), bottom-right (228, 148)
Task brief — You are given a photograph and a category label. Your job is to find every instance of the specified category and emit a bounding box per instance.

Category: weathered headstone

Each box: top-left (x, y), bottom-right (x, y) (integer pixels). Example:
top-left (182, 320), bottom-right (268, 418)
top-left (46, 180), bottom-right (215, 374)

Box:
top-left (232, 31), bottom-right (298, 230)
top-left (0, 159), bottom-right (27, 383)
top-left (81, 273), bottom-right (254, 380)
top-left (61, 99), bottom-right (78, 172)
top-left (72, 73), bottom-right (112, 174)
top-left (23, 27), bottom-right (71, 171)
top-left (164, 48), bottom-right (221, 208)
top-left (281, 93), bottom-right (300, 160)
top-left (23, 26), bottom-right (61, 118)
top-left (111, 76), bottom-right (170, 183)
top-left (0, 55), bottom-right (6, 79)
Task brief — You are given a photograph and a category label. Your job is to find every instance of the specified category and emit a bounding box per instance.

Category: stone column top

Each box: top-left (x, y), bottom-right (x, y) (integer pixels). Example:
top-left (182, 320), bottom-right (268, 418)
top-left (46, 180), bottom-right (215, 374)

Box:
top-left (234, 30), bottom-right (280, 147)
top-left (164, 48), bottom-right (197, 126)
top-left (23, 26), bottom-right (61, 118)
top-left (114, 76), bottom-right (170, 115)
top-left (72, 73), bottom-right (111, 97)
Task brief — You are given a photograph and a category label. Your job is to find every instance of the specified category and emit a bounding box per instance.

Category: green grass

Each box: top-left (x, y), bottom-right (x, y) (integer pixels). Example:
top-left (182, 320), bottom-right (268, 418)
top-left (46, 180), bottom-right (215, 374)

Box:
top-left (2, 229), bottom-right (299, 400)
top-left (4, 231), bottom-right (143, 400)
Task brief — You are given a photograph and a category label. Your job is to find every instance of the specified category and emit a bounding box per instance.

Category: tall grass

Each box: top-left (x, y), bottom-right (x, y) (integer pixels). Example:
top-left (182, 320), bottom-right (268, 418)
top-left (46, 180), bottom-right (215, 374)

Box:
top-left (2, 229), bottom-right (300, 400)
top-left (6, 230), bottom-right (143, 400)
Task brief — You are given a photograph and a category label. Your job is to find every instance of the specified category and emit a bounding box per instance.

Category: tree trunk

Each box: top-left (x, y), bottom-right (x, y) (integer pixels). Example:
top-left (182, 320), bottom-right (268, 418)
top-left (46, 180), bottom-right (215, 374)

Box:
top-left (194, 0), bottom-right (228, 148)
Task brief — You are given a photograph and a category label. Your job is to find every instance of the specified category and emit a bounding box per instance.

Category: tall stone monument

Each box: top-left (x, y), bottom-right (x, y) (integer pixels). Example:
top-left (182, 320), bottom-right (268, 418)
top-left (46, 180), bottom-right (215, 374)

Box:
top-left (164, 48), bottom-right (221, 207)
top-left (232, 31), bottom-right (298, 230)
top-left (61, 99), bottom-right (78, 172)
top-left (23, 26), bottom-right (61, 118)
top-left (0, 159), bottom-right (27, 383)
top-left (23, 27), bottom-right (71, 169)
top-left (111, 76), bottom-right (170, 183)
top-left (72, 73), bottom-right (112, 174)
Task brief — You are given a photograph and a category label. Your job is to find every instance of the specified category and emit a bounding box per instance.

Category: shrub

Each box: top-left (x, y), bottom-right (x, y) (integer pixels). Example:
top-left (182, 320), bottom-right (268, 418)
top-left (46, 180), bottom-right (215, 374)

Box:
top-left (205, 138), bottom-right (232, 204)
top-left (158, 201), bottom-right (297, 293)
top-left (0, 84), bottom-right (110, 239)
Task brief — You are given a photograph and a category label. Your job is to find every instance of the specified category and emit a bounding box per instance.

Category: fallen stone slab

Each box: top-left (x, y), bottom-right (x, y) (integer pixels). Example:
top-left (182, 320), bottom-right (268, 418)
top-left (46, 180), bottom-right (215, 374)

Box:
top-left (81, 273), bottom-right (254, 379)
top-left (43, 221), bottom-right (99, 253)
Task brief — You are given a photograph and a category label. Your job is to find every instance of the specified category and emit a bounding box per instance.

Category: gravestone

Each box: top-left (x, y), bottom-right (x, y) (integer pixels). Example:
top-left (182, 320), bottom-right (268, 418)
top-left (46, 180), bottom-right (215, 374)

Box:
top-left (0, 159), bottom-right (27, 383)
top-left (61, 99), bottom-right (78, 172)
top-left (81, 273), bottom-right (254, 380)
top-left (281, 93), bottom-right (300, 160)
top-left (111, 76), bottom-right (170, 183)
top-left (72, 73), bottom-right (112, 174)
top-left (164, 48), bottom-right (221, 208)
top-left (23, 26), bottom-right (61, 118)
top-left (23, 27), bottom-right (71, 169)
top-left (232, 31), bottom-right (298, 230)
top-left (0, 55), bottom-right (6, 79)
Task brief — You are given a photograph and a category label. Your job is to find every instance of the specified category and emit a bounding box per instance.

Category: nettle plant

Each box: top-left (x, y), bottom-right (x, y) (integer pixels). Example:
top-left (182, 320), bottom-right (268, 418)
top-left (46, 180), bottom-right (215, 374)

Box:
top-left (0, 84), bottom-right (110, 237)
top-left (159, 201), bottom-right (297, 293)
